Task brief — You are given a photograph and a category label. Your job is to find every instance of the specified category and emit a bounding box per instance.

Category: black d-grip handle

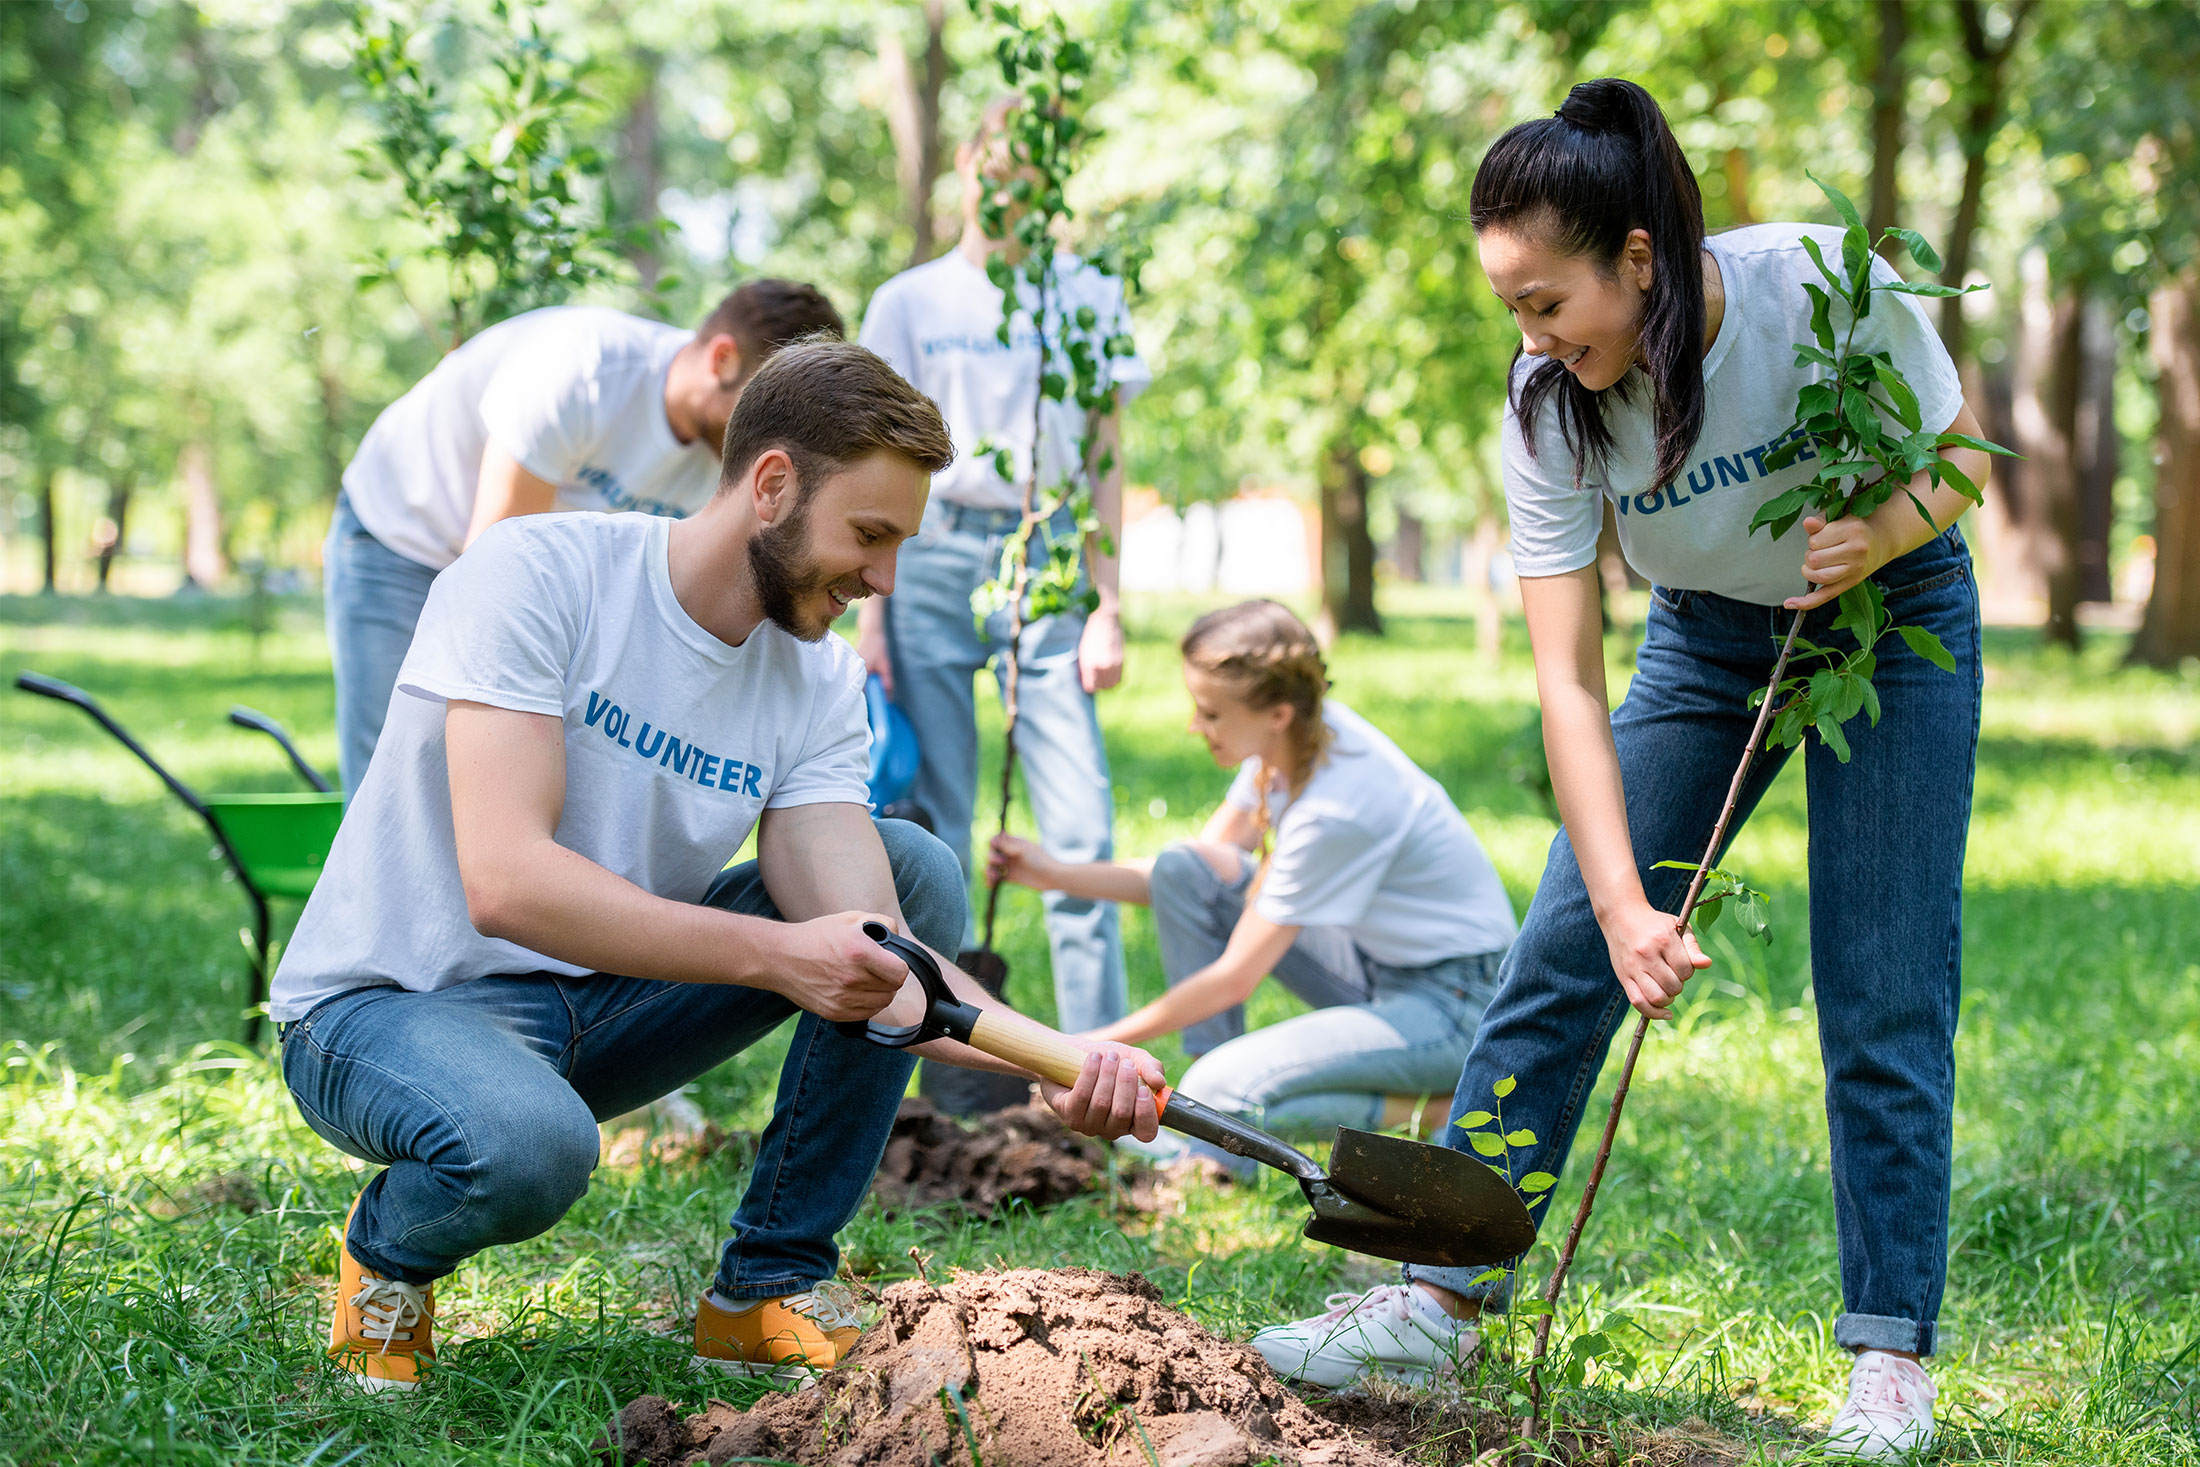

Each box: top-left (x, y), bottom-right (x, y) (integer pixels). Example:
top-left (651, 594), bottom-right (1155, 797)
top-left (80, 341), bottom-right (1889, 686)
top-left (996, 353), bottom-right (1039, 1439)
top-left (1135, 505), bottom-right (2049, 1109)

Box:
top-left (834, 920), bottom-right (984, 1049)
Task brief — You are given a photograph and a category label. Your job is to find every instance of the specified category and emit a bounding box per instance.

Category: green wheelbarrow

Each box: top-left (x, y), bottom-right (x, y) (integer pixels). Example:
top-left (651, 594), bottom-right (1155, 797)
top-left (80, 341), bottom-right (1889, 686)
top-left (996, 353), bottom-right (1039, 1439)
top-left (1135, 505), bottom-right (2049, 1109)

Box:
top-left (14, 671), bottom-right (344, 1044)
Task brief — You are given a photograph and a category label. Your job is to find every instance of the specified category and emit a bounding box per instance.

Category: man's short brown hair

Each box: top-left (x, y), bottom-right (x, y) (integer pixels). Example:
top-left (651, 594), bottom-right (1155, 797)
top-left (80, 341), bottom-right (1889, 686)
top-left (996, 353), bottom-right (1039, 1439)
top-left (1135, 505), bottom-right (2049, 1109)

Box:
top-left (719, 341), bottom-right (953, 495)
top-left (696, 280), bottom-right (846, 385)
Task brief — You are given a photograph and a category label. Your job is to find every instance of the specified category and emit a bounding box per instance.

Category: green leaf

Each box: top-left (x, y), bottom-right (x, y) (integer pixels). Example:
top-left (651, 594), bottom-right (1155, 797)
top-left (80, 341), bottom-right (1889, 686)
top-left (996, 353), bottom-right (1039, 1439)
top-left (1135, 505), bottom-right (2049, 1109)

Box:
top-left (1816, 715), bottom-right (1852, 763)
top-left (1897, 624), bottom-right (1958, 672)
top-left (1518, 1172), bottom-right (1558, 1193)
top-left (1799, 234), bottom-right (1844, 293)
top-left (1492, 1074), bottom-right (1517, 1099)
top-left (1454, 1110), bottom-right (1496, 1129)
top-left (1879, 281), bottom-right (1970, 298)
top-left (1873, 361), bottom-right (1923, 432)
top-left (1504, 1129), bottom-right (1537, 1147)
top-left (1810, 169), bottom-right (1865, 237)
top-left (1748, 486), bottom-right (1818, 536)
top-left (1860, 677), bottom-right (1882, 726)
top-left (1468, 1131), bottom-right (1508, 1157)
top-left (1652, 859), bottom-right (1704, 872)
top-left (1929, 461), bottom-right (1982, 508)
top-left (1470, 1267), bottom-right (1512, 1285)
top-left (1935, 431), bottom-right (2019, 457)
top-left (1804, 282), bottom-right (1835, 353)
top-left (1881, 226), bottom-right (1942, 274)
top-left (1696, 895), bottom-right (1724, 929)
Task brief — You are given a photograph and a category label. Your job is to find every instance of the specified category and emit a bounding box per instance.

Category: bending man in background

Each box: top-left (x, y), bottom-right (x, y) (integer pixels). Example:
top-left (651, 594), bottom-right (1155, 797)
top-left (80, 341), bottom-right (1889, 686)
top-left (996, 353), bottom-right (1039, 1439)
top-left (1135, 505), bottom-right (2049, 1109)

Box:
top-left (326, 280), bottom-right (844, 795)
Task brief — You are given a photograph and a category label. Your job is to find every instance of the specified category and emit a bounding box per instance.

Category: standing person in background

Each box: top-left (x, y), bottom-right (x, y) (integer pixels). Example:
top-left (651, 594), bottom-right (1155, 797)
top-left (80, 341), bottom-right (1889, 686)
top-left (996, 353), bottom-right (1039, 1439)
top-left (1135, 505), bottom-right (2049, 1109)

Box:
top-left (989, 600), bottom-right (1516, 1165)
top-left (1252, 80), bottom-right (1991, 1462)
top-left (326, 281), bottom-right (845, 796)
top-left (854, 99), bottom-right (1150, 1032)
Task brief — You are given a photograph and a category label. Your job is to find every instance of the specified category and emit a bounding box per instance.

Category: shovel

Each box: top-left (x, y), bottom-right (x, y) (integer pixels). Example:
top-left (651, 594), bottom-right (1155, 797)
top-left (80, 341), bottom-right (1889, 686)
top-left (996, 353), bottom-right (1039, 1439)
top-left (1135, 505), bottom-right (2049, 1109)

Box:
top-left (841, 924), bottom-right (1538, 1270)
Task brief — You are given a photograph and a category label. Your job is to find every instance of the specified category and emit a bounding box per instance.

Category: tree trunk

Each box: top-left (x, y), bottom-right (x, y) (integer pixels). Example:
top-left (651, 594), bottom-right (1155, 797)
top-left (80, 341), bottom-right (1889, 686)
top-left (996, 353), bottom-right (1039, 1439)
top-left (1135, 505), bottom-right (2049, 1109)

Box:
top-left (315, 360), bottom-right (347, 504)
top-left (1938, 0), bottom-right (2035, 365)
top-left (880, 0), bottom-right (949, 267)
top-left (1318, 436), bottom-right (1382, 637)
top-left (2075, 296), bottom-right (2118, 604)
top-left (2132, 271), bottom-right (2200, 668)
top-left (1723, 146), bottom-right (1756, 227)
top-left (1867, 0), bottom-right (1908, 251)
top-left (38, 467), bottom-right (57, 594)
top-left (95, 474), bottom-right (131, 591)
top-left (2009, 252), bottom-right (2083, 648)
top-left (180, 438), bottom-right (226, 591)
top-left (1392, 507), bottom-right (1425, 583)
top-left (622, 49), bottom-right (664, 291)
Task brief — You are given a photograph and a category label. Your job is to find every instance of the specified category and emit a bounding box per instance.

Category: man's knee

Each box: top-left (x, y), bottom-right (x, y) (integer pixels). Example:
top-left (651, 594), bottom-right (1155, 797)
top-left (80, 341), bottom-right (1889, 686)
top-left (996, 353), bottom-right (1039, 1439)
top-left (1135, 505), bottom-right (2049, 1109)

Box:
top-left (461, 1100), bottom-right (600, 1244)
top-left (877, 817), bottom-right (969, 957)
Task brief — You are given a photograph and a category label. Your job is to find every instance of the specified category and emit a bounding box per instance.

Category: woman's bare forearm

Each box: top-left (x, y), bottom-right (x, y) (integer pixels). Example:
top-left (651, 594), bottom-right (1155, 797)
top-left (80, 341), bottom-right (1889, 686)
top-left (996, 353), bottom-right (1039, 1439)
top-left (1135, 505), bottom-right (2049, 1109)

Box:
top-left (1038, 857), bottom-right (1155, 906)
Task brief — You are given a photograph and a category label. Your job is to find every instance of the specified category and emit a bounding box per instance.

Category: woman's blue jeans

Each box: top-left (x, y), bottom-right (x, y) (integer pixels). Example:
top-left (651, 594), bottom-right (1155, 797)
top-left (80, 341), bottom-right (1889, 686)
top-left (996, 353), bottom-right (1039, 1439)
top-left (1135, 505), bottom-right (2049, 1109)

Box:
top-left (1407, 528), bottom-right (1981, 1359)
top-left (279, 819), bottom-right (964, 1299)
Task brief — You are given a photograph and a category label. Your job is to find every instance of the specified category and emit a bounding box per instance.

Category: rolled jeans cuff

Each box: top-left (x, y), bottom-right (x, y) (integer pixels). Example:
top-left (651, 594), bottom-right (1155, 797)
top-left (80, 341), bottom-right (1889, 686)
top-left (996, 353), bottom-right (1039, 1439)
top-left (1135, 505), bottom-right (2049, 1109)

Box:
top-left (1835, 1311), bottom-right (1937, 1357)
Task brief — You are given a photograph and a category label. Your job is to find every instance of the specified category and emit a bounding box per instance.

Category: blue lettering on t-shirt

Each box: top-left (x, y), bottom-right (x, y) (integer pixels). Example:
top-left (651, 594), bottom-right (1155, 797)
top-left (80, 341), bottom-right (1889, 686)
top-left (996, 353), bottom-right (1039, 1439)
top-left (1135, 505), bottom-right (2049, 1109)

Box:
top-left (570, 462), bottom-right (691, 520)
top-left (578, 691), bottom-right (767, 797)
top-left (1635, 425), bottom-right (1820, 517)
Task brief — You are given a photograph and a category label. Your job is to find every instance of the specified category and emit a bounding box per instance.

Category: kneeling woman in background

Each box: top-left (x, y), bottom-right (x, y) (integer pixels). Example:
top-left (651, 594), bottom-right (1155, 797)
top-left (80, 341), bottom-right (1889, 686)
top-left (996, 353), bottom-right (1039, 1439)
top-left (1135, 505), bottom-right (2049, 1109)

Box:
top-left (989, 599), bottom-right (1517, 1155)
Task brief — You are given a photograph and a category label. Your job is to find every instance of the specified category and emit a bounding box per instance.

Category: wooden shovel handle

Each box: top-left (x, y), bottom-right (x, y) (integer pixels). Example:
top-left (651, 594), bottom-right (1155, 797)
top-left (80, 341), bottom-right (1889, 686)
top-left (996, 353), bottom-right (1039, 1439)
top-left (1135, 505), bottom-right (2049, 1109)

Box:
top-left (965, 1012), bottom-right (1173, 1110)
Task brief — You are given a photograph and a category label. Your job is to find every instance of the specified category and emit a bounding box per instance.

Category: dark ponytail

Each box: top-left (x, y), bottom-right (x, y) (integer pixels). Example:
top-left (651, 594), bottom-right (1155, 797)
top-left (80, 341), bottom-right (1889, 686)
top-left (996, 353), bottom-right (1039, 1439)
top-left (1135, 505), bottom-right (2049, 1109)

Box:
top-left (1469, 78), bottom-right (1706, 491)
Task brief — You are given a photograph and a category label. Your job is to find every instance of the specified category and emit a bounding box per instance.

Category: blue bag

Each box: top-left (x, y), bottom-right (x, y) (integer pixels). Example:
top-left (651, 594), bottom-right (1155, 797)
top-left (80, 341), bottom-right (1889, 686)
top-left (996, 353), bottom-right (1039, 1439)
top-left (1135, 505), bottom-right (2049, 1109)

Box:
top-left (864, 673), bottom-right (922, 811)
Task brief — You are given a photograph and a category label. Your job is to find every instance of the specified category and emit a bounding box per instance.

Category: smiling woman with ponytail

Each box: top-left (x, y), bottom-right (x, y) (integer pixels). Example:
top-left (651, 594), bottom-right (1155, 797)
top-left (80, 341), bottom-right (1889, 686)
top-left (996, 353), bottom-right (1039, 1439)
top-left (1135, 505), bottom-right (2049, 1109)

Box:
top-left (1248, 80), bottom-right (1996, 1456)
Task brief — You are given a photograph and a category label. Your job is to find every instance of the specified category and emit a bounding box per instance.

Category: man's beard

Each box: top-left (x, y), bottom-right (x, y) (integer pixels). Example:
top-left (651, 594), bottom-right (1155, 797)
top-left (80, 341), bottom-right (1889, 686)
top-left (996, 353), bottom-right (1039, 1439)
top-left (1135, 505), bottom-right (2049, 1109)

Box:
top-left (746, 499), bottom-right (834, 641)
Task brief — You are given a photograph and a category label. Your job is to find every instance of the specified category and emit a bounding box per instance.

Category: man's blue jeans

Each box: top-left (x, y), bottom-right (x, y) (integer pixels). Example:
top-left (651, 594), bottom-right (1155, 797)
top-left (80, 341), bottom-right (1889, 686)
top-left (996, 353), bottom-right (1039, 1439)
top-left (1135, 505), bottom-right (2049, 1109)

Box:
top-left (1407, 528), bottom-right (1981, 1359)
top-left (278, 819), bottom-right (964, 1298)
top-left (883, 502), bottom-right (1126, 1032)
top-left (324, 492), bottom-right (440, 799)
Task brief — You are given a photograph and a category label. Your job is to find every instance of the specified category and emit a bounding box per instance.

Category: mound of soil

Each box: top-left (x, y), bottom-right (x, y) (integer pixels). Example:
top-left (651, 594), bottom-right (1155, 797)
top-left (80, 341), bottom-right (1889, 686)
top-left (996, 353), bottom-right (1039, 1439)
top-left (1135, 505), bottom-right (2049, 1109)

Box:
top-left (600, 1268), bottom-right (1412, 1466)
top-left (871, 1096), bottom-right (1122, 1215)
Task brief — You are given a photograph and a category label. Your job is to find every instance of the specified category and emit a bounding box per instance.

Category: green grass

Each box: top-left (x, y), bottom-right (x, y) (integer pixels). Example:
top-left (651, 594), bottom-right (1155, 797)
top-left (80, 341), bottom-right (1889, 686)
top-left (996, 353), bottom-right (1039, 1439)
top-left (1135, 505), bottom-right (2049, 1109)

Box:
top-left (2, 587), bottom-right (2196, 1465)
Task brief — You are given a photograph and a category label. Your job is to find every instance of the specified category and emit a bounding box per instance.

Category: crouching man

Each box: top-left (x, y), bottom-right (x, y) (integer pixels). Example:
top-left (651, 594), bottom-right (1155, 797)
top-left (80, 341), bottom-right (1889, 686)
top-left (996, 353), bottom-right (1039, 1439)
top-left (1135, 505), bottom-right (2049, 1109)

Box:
top-left (269, 340), bottom-right (1164, 1392)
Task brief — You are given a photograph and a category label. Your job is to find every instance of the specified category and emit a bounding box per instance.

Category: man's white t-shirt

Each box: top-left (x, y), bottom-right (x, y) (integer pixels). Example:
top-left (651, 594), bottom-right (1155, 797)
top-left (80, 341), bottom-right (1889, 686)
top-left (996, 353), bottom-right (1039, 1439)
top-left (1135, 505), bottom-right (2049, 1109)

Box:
top-left (858, 251), bottom-right (1152, 512)
top-left (343, 307), bottom-right (721, 571)
top-left (1224, 703), bottom-right (1517, 968)
top-left (1502, 223), bottom-right (1966, 606)
top-left (270, 513), bottom-right (871, 1021)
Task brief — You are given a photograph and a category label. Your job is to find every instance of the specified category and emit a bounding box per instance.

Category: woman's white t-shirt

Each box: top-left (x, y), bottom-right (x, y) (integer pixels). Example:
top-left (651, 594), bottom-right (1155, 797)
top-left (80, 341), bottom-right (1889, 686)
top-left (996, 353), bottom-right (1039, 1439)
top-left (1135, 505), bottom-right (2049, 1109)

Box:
top-left (269, 513), bottom-right (871, 1021)
top-left (1502, 223), bottom-right (1966, 606)
top-left (1224, 703), bottom-right (1517, 967)
top-left (342, 307), bottom-right (721, 571)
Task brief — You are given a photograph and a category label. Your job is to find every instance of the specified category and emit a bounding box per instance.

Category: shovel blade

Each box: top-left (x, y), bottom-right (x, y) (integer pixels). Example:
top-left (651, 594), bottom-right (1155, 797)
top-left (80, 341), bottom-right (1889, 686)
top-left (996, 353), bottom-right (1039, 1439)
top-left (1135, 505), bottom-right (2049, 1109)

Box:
top-left (1301, 1127), bottom-right (1540, 1269)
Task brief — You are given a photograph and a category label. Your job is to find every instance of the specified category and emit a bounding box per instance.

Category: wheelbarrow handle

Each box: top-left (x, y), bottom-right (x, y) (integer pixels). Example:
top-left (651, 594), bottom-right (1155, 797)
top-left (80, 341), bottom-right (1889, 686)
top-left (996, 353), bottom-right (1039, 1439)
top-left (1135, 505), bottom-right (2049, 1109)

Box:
top-left (228, 705), bottom-right (335, 793)
top-left (15, 670), bottom-right (211, 819)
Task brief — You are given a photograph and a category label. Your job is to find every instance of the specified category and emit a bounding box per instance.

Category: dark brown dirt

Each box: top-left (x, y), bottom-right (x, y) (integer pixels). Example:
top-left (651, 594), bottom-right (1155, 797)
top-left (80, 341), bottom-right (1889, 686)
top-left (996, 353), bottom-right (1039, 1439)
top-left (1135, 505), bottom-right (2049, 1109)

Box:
top-left (871, 1096), bottom-right (1150, 1215)
top-left (599, 1267), bottom-right (1414, 1466)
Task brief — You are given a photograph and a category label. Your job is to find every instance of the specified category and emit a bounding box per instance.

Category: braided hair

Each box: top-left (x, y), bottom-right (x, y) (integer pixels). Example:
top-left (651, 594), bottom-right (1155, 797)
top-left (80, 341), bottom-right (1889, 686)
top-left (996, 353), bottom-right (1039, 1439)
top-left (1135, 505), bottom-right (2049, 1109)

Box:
top-left (1180, 600), bottom-right (1333, 887)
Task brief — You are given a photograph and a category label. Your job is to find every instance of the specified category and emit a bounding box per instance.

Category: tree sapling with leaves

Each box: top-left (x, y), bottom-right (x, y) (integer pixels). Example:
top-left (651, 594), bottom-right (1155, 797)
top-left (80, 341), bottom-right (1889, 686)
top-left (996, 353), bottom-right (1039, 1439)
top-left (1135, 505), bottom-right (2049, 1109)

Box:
top-left (854, 0), bottom-right (1150, 1041)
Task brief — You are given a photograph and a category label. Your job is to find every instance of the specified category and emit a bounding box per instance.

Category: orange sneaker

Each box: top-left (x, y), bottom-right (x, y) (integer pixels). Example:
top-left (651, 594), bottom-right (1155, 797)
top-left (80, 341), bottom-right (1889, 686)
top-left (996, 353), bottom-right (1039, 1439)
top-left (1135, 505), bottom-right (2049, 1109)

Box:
top-left (693, 1282), bottom-right (865, 1380)
top-left (329, 1198), bottom-right (435, 1392)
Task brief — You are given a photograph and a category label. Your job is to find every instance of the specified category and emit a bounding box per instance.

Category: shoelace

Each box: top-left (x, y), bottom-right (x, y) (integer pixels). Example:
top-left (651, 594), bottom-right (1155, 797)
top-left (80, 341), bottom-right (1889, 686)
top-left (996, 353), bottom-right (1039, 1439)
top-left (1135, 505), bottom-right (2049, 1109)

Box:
top-left (787, 1280), bottom-right (865, 1334)
top-left (1846, 1352), bottom-right (1930, 1423)
top-left (350, 1275), bottom-right (430, 1355)
top-left (1315, 1284), bottom-right (1416, 1325)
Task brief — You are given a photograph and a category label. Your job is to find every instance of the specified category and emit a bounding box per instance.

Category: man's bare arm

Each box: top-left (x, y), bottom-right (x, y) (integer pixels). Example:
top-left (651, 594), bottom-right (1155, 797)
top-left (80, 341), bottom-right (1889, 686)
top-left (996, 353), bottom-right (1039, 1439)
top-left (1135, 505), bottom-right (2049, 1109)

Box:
top-left (445, 700), bottom-right (906, 1020)
top-left (464, 443), bottom-right (559, 550)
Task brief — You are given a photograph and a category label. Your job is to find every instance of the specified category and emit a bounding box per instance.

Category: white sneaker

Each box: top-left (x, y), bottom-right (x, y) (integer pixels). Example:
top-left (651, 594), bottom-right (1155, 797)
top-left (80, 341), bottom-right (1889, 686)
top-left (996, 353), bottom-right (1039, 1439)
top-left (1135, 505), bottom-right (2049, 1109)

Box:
top-left (1825, 1350), bottom-right (1937, 1460)
top-left (1249, 1283), bottom-right (1477, 1388)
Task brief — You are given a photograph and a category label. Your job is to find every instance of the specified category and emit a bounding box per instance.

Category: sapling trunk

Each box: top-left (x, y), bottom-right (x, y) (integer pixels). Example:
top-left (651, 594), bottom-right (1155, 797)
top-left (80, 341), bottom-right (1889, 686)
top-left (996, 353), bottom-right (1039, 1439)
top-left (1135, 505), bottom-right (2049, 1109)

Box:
top-left (978, 272), bottom-right (1051, 956)
top-left (1526, 606), bottom-right (1807, 1435)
